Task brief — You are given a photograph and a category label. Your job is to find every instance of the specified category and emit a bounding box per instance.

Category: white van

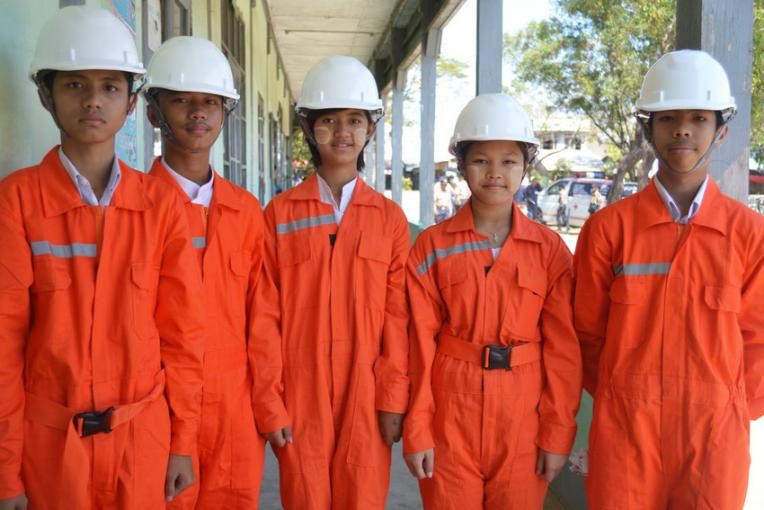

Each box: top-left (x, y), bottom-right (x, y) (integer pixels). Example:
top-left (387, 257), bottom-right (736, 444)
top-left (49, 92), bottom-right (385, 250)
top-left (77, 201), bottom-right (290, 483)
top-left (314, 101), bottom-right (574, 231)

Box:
top-left (538, 178), bottom-right (636, 227)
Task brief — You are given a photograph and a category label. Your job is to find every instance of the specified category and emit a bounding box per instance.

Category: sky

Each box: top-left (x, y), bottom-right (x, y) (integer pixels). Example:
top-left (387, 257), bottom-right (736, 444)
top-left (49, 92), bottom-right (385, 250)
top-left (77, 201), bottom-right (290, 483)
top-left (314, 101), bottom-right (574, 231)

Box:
top-left (391, 0), bottom-right (552, 163)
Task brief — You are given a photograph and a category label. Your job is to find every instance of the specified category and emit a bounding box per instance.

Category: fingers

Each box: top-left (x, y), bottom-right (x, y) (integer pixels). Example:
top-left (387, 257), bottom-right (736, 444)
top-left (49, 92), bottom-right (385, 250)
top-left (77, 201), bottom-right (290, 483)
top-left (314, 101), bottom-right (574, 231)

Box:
top-left (174, 471), bottom-right (194, 498)
top-left (378, 416), bottom-right (394, 447)
top-left (423, 450), bottom-right (435, 478)
top-left (404, 453), bottom-right (426, 479)
top-left (265, 427), bottom-right (294, 449)
top-left (165, 471), bottom-right (177, 502)
top-left (403, 450), bottom-right (434, 480)
top-left (267, 431), bottom-right (286, 449)
top-left (392, 422), bottom-right (402, 444)
top-left (535, 451), bottom-right (545, 477)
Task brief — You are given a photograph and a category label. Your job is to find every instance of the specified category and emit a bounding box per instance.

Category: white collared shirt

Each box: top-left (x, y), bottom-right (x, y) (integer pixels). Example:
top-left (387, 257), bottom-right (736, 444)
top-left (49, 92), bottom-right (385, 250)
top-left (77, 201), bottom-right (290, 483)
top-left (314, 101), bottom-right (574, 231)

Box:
top-left (316, 173), bottom-right (357, 223)
top-left (59, 147), bottom-right (121, 206)
top-left (654, 174), bottom-right (709, 224)
top-left (162, 158), bottom-right (214, 207)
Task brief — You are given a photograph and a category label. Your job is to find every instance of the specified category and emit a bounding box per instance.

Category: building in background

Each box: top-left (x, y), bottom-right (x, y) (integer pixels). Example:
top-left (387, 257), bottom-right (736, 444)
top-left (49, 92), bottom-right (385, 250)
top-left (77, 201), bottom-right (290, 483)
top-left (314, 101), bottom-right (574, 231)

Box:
top-left (0, 0), bottom-right (293, 205)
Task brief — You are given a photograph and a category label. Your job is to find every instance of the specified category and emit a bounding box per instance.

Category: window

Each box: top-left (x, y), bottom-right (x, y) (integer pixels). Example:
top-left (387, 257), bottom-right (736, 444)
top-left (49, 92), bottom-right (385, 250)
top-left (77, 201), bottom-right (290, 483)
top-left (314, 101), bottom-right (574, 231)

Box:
top-left (258, 94), bottom-right (266, 202)
top-left (546, 182), bottom-right (566, 196)
top-left (162, 0), bottom-right (191, 38)
top-left (222, 0), bottom-right (247, 188)
top-left (571, 182), bottom-right (593, 196)
top-left (573, 137), bottom-right (582, 150)
top-left (542, 136), bottom-right (554, 150)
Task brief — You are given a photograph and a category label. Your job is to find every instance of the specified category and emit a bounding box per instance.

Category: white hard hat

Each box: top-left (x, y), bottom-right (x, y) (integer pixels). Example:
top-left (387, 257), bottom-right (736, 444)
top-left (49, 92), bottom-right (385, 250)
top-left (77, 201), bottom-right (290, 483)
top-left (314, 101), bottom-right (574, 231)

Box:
top-left (29, 6), bottom-right (145, 82)
top-left (635, 50), bottom-right (736, 115)
top-left (449, 93), bottom-right (540, 155)
top-left (144, 36), bottom-right (239, 101)
top-left (296, 56), bottom-right (383, 120)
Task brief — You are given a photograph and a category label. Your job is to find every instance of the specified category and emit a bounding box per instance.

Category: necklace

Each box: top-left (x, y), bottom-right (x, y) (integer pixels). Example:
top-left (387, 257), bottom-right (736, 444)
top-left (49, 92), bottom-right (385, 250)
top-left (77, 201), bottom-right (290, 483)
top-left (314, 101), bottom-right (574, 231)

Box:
top-left (491, 232), bottom-right (499, 243)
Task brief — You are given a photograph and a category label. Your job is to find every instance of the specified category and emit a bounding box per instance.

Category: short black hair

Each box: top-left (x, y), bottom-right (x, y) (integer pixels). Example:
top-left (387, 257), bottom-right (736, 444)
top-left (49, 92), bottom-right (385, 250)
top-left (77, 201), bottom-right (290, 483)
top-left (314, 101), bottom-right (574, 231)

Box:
top-left (304, 108), bottom-right (372, 171)
top-left (39, 70), bottom-right (137, 96)
top-left (643, 110), bottom-right (726, 141)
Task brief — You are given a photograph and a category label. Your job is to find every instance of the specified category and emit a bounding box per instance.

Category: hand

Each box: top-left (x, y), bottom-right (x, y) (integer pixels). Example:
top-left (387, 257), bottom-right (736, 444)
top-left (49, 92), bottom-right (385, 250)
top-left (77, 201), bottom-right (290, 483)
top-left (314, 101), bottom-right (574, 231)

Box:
top-left (165, 454), bottom-right (195, 502)
top-left (263, 426), bottom-right (293, 448)
top-left (404, 449), bottom-right (434, 480)
top-left (536, 448), bottom-right (568, 482)
top-left (0, 494), bottom-right (27, 510)
top-left (377, 411), bottom-right (404, 446)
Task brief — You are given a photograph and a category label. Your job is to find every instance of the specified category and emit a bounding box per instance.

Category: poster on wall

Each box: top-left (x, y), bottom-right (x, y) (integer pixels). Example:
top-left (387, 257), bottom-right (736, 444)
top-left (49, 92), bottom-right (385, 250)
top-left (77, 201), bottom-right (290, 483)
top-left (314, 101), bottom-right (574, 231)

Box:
top-left (104, 0), bottom-right (139, 167)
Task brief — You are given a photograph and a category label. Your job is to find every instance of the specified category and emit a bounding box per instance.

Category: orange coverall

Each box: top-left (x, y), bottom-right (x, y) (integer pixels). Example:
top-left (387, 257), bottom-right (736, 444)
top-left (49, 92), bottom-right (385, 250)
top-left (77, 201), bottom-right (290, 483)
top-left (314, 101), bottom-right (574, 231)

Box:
top-left (574, 180), bottom-right (764, 509)
top-left (0, 148), bottom-right (205, 509)
top-left (149, 160), bottom-right (285, 509)
top-left (258, 173), bottom-right (410, 509)
top-left (405, 201), bottom-right (582, 509)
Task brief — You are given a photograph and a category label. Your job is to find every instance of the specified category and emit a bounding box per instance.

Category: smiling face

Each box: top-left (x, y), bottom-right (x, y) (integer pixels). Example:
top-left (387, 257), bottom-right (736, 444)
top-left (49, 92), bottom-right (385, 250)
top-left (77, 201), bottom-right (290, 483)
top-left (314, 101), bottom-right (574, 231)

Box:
top-left (651, 109), bottom-right (726, 173)
top-left (152, 90), bottom-right (225, 152)
top-left (463, 140), bottom-right (526, 207)
top-left (309, 108), bottom-right (375, 169)
top-left (50, 69), bottom-right (134, 145)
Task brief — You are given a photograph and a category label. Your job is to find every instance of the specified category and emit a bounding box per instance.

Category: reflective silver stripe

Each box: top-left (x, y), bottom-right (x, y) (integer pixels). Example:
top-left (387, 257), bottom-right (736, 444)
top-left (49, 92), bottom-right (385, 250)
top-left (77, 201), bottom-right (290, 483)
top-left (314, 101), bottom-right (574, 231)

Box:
top-left (613, 262), bottom-right (671, 276)
top-left (276, 214), bottom-right (335, 234)
top-left (417, 240), bottom-right (491, 276)
top-left (192, 237), bottom-right (206, 249)
top-left (29, 241), bottom-right (97, 258)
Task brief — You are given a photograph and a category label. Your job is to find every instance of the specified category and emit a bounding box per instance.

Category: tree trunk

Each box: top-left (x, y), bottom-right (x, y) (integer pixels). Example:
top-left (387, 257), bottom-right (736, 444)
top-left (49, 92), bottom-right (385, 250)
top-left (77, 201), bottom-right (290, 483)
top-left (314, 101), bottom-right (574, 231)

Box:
top-left (637, 147), bottom-right (655, 189)
top-left (608, 143), bottom-right (643, 203)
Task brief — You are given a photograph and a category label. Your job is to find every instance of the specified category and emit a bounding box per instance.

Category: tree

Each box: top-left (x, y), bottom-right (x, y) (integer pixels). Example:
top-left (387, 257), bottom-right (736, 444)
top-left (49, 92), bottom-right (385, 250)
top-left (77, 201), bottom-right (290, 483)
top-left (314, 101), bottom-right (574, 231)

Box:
top-left (752, 0), bottom-right (763, 165)
top-left (505, 0), bottom-right (675, 200)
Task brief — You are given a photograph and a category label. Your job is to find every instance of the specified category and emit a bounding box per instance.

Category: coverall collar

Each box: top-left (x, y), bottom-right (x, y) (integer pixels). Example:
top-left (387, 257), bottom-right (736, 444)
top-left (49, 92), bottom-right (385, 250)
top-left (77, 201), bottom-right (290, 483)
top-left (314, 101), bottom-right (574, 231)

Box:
top-left (151, 157), bottom-right (241, 211)
top-left (41, 147), bottom-right (150, 217)
top-left (151, 156), bottom-right (190, 203)
top-left (209, 174), bottom-right (243, 211)
top-left (447, 199), bottom-right (543, 243)
top-left (639, 179), bottom-right (727, 236)
top-left (288, 172), bottom-right (382, 209)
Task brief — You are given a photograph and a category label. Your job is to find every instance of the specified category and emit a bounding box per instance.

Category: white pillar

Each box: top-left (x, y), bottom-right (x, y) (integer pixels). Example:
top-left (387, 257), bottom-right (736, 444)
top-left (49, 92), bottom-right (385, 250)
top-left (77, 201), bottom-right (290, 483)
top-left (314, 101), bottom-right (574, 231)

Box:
top-left (476, 0), bottom-right (503, 95)
top-left (391, 72), bottom-right (405, 205)
top-left (419, 29), bottom-right (441, 227)
top-left (375, 115), bottom-right (386, 192)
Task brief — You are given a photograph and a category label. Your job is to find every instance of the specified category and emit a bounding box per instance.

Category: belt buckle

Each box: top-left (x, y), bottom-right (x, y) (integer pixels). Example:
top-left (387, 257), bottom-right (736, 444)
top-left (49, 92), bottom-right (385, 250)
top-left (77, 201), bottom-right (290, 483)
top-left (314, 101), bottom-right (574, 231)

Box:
top-left (73, 407), bottom-right (114, 438)
top-left (482, 344), bottom-right (512, 371)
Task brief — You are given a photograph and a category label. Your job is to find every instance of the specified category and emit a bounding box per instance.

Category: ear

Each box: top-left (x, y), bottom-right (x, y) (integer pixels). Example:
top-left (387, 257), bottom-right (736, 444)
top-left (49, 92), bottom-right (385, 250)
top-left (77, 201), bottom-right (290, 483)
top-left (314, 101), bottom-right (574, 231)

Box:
top-left (366, 121), bottom-right (377, 141)
top-left (37, 87), bottom-right (54, 113)
top-left (146, 103), bottom-right (160, 128)
top-left (127, 94), bottom-right (138, 116)
top-left (716, 124), bottom-right (729, 144)
top-left (300, 120), bottom-right (316, 144)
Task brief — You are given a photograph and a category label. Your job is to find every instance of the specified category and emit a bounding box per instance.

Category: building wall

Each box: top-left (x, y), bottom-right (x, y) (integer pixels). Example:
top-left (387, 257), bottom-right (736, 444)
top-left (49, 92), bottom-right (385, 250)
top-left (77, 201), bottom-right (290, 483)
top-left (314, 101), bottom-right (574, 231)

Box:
top-left (0, 0), bottom-right (293, 205)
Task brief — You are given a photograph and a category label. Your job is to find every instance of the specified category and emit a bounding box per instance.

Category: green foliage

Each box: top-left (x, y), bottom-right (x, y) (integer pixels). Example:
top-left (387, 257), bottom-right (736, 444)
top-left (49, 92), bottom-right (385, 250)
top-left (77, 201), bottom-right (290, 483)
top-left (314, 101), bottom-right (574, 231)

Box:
top-left (551, 159), bottom-right (573, 181)
top-left (291, 127), bottom-right (314, 175)
top-left (505, 0), bottom-right (675, 152)
top-left (752, 0), bottom-right (763, 159)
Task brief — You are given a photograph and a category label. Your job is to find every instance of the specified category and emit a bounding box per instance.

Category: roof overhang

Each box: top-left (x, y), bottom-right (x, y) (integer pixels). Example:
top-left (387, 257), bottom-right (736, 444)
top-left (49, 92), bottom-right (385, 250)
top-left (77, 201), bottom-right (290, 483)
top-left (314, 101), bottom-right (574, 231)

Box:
top-left (265, 0), bottom-right (463, 101)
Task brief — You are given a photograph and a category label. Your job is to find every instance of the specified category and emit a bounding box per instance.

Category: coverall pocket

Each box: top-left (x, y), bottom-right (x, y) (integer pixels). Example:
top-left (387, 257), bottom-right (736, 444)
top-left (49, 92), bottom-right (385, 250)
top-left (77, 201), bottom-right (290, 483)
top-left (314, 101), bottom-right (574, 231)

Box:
top-left (228, 250), bottom-right (251, 326)
top-left (503, 267), bottom-right (546, 340)
top-left (355, 232), bottom-right (391, 311)
top-left (30, 259), bottom-right (71, 292)
top-left (229, 250), bottom-right (251, 278)
top-left (607, 277), bottom-right (642, 347)
top-left (703, 285), bottom-right (741, 312)
top-left (277, 237), bottom-right (312, 267)
top-left (436, 263), bottom-right (468, 315)
top-left (130, 262), bottom-right (160, 341)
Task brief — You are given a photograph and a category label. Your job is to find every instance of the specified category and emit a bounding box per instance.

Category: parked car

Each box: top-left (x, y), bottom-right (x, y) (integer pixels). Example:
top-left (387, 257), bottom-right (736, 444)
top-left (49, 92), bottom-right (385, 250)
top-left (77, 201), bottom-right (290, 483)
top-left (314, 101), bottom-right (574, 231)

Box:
top-left (538, 178), bottom-right (637, 227)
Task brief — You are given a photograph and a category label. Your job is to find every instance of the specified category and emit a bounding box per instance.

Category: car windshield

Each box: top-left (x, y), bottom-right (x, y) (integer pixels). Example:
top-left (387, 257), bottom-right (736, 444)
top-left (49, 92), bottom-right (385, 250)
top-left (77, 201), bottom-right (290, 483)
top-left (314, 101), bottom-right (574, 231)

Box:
top-left (570, 182), bottom-right (607, 196)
